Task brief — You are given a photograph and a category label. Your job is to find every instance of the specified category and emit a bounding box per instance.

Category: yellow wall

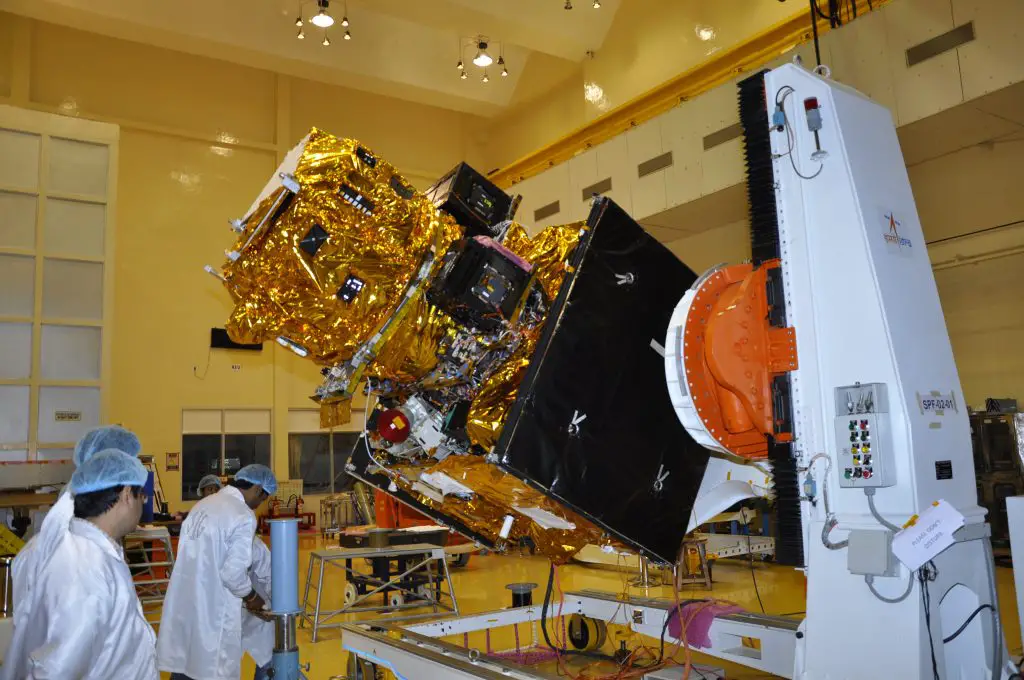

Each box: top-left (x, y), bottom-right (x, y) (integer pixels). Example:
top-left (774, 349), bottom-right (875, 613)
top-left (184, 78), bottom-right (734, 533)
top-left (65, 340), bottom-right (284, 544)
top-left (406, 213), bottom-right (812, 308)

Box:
top-left (665, 137), bottom-right (1024, 408)
top-left (912, 139), bottom-right (1024, 407)
top-left (0, 12), bottom-right (483, 510)
top-left (481, 0), bottom-right (797, 170)
top-left (4, 2), bottom-right (1023, 507)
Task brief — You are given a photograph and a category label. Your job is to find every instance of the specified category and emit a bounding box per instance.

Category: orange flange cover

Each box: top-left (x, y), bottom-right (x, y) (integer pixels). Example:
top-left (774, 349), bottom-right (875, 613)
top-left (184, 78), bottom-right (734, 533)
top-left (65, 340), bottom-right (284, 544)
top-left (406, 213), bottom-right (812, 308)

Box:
top-left (682, 260), bottom-right (797, 459)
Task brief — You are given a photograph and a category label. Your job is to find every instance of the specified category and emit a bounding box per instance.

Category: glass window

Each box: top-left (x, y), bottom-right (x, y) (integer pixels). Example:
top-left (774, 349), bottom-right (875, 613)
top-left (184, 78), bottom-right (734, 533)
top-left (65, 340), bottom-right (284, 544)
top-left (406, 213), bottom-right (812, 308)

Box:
top-left (181, 410), bottom-right (272, 501)
top-left (332, 432), bottom-right (361, 493)
top-left (225, 433), bottom-right (271, 475)
top-left (289, 433), bottom-right (331, 495)
top-left (182, 433), bottom-right (222, 500)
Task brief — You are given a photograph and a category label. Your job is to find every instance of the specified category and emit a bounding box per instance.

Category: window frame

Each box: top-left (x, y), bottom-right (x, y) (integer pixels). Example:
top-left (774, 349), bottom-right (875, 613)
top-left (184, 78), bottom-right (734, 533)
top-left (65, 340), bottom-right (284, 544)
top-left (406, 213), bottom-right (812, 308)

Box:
top-left (287, 409), bottom-right (363, 496)
top-left (181, 408), bottom-right (272, 500)
top-left (0, 108), bottom-right (119, 462)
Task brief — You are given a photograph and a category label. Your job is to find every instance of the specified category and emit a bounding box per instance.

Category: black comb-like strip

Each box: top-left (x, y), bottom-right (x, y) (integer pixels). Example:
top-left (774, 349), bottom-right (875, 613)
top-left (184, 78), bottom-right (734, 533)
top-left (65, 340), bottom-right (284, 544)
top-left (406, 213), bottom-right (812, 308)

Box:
top-left (768, 439), bottom-right (805, 567)
top-left (738, 71), bottom-right (805, 567)
top-left (738, 71), bottom-right (781, 265)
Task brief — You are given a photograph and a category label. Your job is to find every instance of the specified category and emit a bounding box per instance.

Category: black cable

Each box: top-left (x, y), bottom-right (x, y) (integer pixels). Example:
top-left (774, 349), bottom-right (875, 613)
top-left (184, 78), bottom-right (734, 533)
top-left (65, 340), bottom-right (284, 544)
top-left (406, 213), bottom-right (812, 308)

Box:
top-left (809, 0), bottom-right (822, 66)
top-left (748, 532), bottom-right (767, 614)
top-left (810, 0), bottom-right (832, 22)
top-left (829, 0), bottom-right (841, 26)
top-left (919, 562), bottom-right (941, 680)
top-left (942, 603), bottom-right (995, 644)
top-left (540, 563), bottom-right (614, 662)
top-left (658, 597), bottom-right (705, 663)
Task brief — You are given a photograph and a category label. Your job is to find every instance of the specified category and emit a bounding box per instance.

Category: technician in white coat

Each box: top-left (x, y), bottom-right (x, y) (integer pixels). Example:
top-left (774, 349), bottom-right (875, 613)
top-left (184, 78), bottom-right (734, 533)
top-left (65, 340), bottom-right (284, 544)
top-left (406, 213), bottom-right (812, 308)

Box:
top-left (1, 449), bottom-right (157, 679)
top-left (243, 537), bottom-right (274, 680)
top-left (156, 464), bottom-right (278, 680)
top-left (10, 425), bottom-right (142, 616)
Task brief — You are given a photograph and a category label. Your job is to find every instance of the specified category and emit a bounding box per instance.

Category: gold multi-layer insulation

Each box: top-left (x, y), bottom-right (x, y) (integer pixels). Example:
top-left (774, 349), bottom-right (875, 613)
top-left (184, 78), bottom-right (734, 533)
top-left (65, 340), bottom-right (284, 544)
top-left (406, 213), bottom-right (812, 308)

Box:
top-left (218, 129), bottom-right (598, 560)
top-left (223, 129), bottom-right (460, 377)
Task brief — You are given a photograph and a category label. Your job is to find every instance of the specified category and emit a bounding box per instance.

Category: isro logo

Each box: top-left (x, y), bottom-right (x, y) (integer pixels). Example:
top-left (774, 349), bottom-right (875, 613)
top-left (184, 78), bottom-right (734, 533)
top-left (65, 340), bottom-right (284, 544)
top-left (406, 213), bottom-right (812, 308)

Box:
top-left (883, 212), bottom-right (912, 248)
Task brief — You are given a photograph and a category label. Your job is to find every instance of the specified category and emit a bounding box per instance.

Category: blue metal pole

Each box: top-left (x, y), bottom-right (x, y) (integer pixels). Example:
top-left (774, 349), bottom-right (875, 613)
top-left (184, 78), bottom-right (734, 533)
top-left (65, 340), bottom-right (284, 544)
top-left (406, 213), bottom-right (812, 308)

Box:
top-left (268, 519), bottom-right (303, 680)
top-left (269, 518), bottom-right (301, 614)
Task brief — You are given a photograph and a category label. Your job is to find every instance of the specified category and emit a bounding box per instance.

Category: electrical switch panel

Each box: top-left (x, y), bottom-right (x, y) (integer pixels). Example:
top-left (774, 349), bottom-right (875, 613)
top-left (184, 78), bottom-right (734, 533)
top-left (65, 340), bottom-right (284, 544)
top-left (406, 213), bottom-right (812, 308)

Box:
top-left (834, 383), bottom-right (894, 488)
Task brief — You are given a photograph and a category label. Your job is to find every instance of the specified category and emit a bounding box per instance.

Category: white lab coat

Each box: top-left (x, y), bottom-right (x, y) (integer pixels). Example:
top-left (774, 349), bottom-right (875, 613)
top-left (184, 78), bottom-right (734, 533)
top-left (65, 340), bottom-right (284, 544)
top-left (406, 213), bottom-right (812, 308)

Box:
top-left (0, 518), bottom-right (158, 680)
top-left (10, 490), bottom-right (74, 620)
top-left (241, 538), bottom-right (274, 668)
top-left (156, 486), bottom-right (257, 680)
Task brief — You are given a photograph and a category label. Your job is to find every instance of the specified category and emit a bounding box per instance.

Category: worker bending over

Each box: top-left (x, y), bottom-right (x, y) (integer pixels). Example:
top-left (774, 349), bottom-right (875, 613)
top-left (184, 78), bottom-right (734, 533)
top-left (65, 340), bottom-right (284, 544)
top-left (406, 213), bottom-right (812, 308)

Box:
top-left (1, 449), bottom-right (156, 679)
top-left (196, 472), bottom-right (274, 679)
top-left (157, 464), bottom-right (278, 680)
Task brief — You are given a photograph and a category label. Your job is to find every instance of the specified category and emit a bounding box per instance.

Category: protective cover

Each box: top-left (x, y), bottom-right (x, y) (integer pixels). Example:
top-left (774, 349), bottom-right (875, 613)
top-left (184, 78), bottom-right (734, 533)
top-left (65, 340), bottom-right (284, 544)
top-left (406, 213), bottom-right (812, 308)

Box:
top-left (494, 198), bottom-right (711, 564)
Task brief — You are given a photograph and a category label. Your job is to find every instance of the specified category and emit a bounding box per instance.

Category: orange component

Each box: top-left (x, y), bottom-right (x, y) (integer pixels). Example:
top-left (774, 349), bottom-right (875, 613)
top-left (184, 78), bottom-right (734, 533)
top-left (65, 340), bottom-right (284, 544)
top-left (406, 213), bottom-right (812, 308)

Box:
top-left (682, 259), bottom-right (797, 459)
top-left (372, 489), bottom-right (470, 546)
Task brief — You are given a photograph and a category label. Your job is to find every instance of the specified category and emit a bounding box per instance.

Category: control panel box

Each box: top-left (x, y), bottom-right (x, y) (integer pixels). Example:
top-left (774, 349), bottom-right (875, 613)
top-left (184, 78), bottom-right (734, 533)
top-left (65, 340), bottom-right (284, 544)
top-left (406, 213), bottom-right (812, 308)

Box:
top-left (834, 383), bottom-right (894, 488)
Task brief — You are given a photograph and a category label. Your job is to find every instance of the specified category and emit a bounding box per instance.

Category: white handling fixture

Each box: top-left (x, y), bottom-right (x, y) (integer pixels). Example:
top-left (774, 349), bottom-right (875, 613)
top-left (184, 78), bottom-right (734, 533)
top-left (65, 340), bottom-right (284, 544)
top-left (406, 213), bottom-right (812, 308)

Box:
top-left (343, 63), bottom-right (1013, 680)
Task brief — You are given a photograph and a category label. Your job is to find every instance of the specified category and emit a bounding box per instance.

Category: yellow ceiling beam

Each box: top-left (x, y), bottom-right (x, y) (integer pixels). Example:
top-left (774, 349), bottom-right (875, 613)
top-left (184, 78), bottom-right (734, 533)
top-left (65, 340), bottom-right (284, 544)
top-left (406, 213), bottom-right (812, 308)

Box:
top-left (491, 0), bottom-right (887, 189)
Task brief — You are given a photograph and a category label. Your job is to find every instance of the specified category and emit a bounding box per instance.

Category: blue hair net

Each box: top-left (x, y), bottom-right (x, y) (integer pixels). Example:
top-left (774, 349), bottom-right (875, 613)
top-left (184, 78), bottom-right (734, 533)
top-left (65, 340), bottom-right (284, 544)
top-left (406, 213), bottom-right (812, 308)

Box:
top-left (74, 425), bottom-right (142, 467)
top-left (198, 474), bottom-right (222, 491)
top-left (235, 464), bottom-right (277, 495)
top-left (70, 449), bottom-right (149, 495)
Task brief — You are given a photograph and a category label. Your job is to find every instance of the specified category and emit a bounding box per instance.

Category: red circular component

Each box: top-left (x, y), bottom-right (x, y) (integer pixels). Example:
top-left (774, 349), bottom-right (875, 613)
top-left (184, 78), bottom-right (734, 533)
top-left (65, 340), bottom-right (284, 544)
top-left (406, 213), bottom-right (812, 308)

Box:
top-left (378, 409), bottom-right (411, 444)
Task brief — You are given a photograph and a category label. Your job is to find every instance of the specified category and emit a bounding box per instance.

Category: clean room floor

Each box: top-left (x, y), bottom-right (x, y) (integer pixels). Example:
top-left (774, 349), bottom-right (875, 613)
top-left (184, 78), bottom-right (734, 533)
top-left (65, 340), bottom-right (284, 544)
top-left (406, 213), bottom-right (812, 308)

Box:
top-left (197, 535), bottom-right (1023, 680)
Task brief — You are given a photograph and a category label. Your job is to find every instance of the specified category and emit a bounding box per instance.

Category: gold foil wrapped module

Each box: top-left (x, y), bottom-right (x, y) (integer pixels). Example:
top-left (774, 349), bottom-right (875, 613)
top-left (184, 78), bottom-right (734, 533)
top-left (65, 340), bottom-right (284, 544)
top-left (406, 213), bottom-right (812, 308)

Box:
top-left (399, 457), bottom-right (608, 562)
top-left (222, 129), bottom-right (461, 375)
top-left (501, 222), bottom-right (584, 301)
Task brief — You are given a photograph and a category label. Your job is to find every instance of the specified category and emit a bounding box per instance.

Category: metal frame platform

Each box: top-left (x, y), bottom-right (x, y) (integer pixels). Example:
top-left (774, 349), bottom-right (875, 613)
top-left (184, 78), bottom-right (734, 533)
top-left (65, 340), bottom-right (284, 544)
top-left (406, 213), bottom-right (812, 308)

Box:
top-left (123, 525), bottom-right (175, 624)
top-left (343, 588), bottom-right (800, 679)
top-left (300, 542), bottom-right (459, 642)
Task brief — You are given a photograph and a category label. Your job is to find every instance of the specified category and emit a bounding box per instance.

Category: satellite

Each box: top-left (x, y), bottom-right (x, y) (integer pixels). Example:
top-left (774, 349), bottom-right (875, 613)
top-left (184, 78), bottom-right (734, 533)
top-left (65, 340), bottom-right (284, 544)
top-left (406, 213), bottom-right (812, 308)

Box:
top-left (211, 130), bottom-right (710, 564)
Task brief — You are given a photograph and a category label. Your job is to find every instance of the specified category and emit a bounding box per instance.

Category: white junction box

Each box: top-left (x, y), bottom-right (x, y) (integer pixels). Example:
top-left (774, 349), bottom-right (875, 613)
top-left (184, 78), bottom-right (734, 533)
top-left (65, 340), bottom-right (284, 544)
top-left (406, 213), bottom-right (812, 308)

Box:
top-left (834, 383), bottom-right (894, 488)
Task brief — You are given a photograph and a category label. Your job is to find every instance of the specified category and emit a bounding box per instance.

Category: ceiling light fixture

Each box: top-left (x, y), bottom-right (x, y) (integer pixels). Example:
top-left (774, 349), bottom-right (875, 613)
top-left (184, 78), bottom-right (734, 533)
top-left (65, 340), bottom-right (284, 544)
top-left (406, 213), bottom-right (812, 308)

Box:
top-left (322, 35), bottom-right (330, 46)
top-left (295, 16), bottom-right (303, 27)
top-left (297, 28), bottom-right (305, 39)
top-left (473, 41), bottom-right (493, 67)
top-left (310, 0), bottom-right (334, 27)
top-left (593, 0), bottom-right (601, 6)
top-left (344, 29), bottom-right (351, 40)
top-left (565, 1), bottom-right (573, 9)
top-left (695, 25), bottom-right (716, 41)
top-left (458, 36), bottom-right (508, 82)
top-left (310, 10), bottom-right (333, 27)
top-left (341, 15), bottom-right (349, 27)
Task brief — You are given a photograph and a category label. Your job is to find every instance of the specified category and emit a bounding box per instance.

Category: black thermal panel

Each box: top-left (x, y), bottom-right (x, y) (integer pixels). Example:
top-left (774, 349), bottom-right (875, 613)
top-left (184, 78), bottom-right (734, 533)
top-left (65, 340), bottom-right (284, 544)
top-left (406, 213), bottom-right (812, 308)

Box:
top-left (493, 197), bottom-right (710, 565)
top-left (426, 163), bottom-right (512, 238)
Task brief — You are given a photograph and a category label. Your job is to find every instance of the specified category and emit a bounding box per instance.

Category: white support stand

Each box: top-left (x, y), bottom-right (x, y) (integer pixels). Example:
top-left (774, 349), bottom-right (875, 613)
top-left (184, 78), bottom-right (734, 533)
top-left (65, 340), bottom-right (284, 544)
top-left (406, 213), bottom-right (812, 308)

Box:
top-left (1006, 496), bottom-right (1024, 655)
